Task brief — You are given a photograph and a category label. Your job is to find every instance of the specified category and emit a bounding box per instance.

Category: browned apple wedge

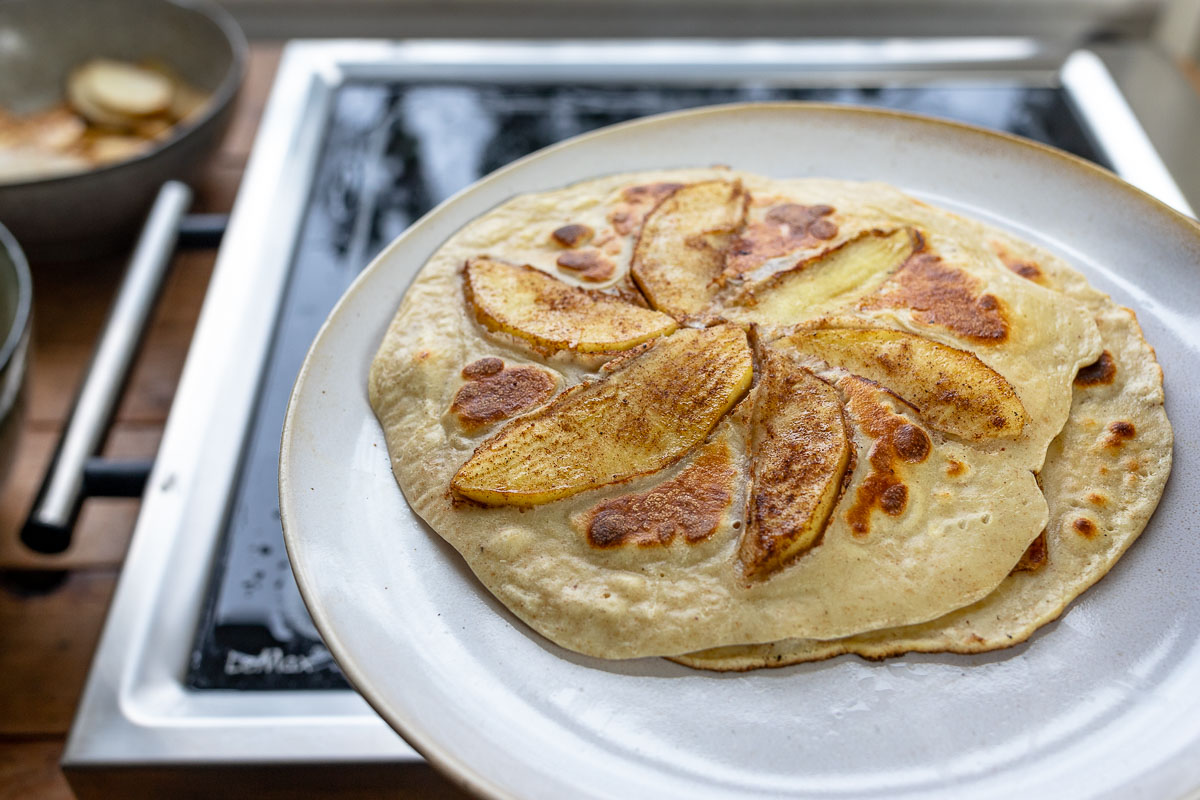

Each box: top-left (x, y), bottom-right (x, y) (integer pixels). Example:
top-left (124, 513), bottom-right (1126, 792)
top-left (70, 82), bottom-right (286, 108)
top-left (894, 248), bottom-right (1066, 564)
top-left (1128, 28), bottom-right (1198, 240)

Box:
top-left (783, 327), bottom-right (1027, 440)
top-left (731, 228), bottom-right (914, 324)
top-left (464, 258), bottom-right (676, 353)
top-left (740, 345), bottom-right (852, 580)
top-left (452, 325), bottom-right (753, 506)
top-left (630, 180), bottom-right (748, 318)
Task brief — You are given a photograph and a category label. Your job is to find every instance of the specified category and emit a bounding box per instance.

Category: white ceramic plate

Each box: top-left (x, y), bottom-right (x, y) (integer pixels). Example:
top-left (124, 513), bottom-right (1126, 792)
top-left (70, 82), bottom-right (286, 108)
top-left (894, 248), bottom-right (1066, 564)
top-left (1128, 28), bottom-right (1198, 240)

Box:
top-left (281, 104), bottom-right (1200, 800)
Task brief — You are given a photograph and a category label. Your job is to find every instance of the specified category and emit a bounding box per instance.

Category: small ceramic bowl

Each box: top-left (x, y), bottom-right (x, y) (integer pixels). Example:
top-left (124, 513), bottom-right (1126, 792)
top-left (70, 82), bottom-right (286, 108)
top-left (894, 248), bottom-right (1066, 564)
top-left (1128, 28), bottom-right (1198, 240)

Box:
top-left (0, 0), bottom-right (246, 260)
top-left (0, 222), bottom-right (31, 486)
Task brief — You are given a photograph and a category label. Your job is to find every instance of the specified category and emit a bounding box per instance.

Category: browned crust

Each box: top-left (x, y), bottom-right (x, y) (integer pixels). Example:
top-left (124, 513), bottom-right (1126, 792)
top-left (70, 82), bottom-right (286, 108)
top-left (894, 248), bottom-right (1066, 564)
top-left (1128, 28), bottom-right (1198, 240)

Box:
top-left (551, 223), bottom-right (594, 248)
top-left (723, 202), bottom-right (838, 278)
top-left (608, 182), bottom-right (684, 236)
top-left (1075, 350), bottom-right (1117, 387)
top-left (451, 365), bottom-right (557, 430)
top-left (461, 357), bottom-right (503, 379)
top-left (584, 441), bottom-right (736, 548)
top-left (1105, 420), bottom-right (1136, 448)
top-left (612, 273), bottom-right (652, 308)
top-left (1012, 530), bottom-right (1048, 572)
top-left (840, 376), bottom-right (932, 537)
top-left (991, 240), bottom-right (1049, 286)
top-left (861, 251), bottom-right (1009, 343)
top-left (556, 249), bottom-right (616, 282)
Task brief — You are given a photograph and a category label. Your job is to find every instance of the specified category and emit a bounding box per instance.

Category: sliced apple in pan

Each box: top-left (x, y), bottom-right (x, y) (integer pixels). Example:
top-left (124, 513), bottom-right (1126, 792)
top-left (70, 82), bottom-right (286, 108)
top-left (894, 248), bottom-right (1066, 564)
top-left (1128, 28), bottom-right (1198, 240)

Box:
top-left (783, 327), bottom-right (1028, 440)
top-left (740, 344), bottom-right (851, 580)
top-left (69, 59), bottom-right (174, 121)
top-left (732, 228), bottom-right (914, 324)
top-left (66, 71), bottom-right (136, 129)
top-left (452, 325), bottom-right (753, 506)
top-left (464, 258), bottom-right (677, 353)
top-left (630, 180), bottom-right (748, 318)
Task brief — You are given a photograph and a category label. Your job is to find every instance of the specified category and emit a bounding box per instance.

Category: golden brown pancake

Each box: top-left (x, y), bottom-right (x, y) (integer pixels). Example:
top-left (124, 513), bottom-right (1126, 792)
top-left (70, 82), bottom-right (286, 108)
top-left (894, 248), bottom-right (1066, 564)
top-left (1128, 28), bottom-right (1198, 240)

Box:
top-left (365, 168), bottom-right (1155, 663)
top-left (674, 273), bottom-right (1170, 669)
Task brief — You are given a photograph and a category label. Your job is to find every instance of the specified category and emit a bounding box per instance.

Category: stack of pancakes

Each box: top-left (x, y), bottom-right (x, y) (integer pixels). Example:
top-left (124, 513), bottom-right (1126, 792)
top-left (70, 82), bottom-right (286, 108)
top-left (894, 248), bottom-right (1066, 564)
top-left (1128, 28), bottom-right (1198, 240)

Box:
top-left (368, 168), bottom-right (1171, 669)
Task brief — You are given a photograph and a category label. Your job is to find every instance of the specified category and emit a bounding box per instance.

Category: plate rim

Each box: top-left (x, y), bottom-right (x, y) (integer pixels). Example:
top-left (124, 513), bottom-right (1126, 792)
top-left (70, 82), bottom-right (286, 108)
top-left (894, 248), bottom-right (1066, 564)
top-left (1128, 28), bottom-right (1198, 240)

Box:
top-left (279, 100), bottom-right (1200, 800)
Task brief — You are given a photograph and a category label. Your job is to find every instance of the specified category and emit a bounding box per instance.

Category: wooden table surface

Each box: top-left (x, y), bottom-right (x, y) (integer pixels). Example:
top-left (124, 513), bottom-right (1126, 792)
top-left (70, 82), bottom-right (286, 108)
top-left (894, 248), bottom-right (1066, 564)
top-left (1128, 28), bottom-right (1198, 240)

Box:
top-left (0, 43), bottom-right (287, 800)
top-left (0, 40), bottom-right (476, 800)
top-left (1, 41), bottom-right (1197, 800)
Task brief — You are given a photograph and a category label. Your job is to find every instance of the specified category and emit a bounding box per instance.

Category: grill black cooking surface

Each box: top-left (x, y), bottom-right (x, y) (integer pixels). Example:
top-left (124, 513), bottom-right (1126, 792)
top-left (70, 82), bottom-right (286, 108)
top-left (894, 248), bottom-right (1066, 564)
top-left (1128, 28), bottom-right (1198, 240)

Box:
top-left (187, 81), bottom-right (1105, 690)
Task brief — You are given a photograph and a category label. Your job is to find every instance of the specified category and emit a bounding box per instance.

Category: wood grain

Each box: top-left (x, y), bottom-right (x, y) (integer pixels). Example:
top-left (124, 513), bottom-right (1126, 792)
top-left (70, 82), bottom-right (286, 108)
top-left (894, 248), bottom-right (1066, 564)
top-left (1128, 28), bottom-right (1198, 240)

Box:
top-left (0, 572), bottom-right (116, 736)
top-left (0, 428), bottom-right (159, 570)
top-left (0, 41), bottom-right (284, 797)
top-left (0, 739), bottom-right (74, 800)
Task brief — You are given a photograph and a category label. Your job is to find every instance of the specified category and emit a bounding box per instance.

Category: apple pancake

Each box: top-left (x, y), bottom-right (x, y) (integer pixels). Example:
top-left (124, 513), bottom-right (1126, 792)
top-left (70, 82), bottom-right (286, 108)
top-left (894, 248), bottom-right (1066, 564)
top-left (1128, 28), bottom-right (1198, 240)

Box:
top-left (368, 168), bottom-right (1133, 661)
top-left (675, 258), bottom-right (1171, 669)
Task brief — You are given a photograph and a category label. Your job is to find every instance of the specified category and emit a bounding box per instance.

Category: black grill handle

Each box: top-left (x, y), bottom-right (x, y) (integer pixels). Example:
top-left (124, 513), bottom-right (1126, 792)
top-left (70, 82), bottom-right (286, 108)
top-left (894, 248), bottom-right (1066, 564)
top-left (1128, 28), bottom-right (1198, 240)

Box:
top-left (177, 213), bottom-right (229, 250)
top-left (82, 458), bottom-right (154, 498)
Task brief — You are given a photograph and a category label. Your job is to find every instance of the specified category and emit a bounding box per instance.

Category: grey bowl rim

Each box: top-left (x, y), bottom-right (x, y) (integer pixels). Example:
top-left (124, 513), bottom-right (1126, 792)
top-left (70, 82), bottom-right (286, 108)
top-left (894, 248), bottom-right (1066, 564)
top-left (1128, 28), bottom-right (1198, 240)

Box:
top-left (0, 221), bottom-right (33, 373)
top-left (0, 0), bottom-right (249, 192)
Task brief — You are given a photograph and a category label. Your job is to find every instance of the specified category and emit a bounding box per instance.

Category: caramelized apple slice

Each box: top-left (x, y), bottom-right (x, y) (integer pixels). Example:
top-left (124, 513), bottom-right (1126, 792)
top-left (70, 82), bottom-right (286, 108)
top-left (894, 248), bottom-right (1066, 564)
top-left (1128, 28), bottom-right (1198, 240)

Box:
top-left (630, 180), bottom-right (748, 318)
top-left (783, 327), bottom-right (1027, 440)
top-left (452, 325), bottom-right (753, 506)
top-left (733, 229), bottom-right (914, 324)
top-left (740, 345), bottom-right (851, 580)
top-left (464, 258), bottom-right (676, 353)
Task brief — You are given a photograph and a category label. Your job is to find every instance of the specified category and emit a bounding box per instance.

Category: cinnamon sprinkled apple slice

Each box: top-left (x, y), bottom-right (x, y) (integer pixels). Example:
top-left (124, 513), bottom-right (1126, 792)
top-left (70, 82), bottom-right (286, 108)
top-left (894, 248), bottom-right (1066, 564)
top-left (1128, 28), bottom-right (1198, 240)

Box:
top-left (451, 325), bottom-right (752, 506)
top-left (783, 327), bottom-right (1027, 440)
top-left (464, 258), bottom-right (676, 353)
top-left (731, 228), bottom-right (914, 324)
top-left (739, 344), bottom-right (852, 580)
top-left (630, 180), bottom-right (748, 318)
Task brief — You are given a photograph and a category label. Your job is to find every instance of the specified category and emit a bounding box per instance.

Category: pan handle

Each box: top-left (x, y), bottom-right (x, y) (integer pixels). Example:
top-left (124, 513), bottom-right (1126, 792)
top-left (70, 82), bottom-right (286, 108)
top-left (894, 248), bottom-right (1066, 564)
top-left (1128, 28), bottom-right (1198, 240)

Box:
top-left (21, 181), bottom-right (193, 554)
